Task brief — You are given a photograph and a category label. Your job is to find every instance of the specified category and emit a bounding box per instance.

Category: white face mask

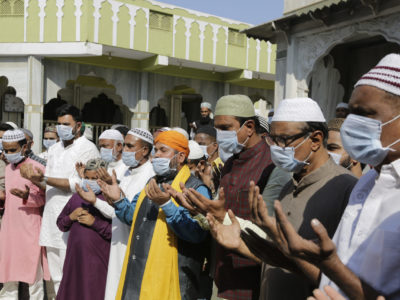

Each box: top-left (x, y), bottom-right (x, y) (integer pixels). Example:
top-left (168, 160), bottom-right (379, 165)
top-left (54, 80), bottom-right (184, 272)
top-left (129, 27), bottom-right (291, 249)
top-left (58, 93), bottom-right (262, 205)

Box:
top-left (328, 152), bottom-right (342, 165)
top-left (56, 125), bottom-right (75, 141)
top-left (216, 123), bottom-right (249, 163)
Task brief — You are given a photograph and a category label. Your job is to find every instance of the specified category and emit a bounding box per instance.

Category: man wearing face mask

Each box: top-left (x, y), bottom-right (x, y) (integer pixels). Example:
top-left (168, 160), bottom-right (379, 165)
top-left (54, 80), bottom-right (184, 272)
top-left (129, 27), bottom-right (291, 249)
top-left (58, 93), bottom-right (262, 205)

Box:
top-left (84, 128), bottom-right (155, 300)
top-left (98, 129), bottom-right (127, 181)
top-left (38, 125), bottom-right (59, 161)
top-left (20, 104), bottom-right (99, 294)
top-left (21, 128), bottom-right (47, 166)
top-left (0, 123), bottom-right (14, 216)
top-left (100, 130), bottom-right (212, 300)
top-left (0, 130), bottom-right (50, 299)
top-left (212, 95), bottom-right (276, 300)
top-left (327, 118), bottom-right (362, 178)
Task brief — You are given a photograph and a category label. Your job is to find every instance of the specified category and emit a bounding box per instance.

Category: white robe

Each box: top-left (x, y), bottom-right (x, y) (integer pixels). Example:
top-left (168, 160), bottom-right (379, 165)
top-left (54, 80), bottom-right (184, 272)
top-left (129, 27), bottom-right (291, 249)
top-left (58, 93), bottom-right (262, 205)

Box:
top-left (94, 160), bottom-right (155, 300)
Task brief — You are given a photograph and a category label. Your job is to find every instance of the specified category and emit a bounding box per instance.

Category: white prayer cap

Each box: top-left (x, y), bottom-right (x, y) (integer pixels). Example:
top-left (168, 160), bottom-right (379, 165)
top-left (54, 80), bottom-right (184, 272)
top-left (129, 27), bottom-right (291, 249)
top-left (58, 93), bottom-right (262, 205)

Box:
top-left (257, 115), bottom-right (270, 133)
top-left (21, 128), bottom-right (33, 139)
top-left (188, 140), bottom-right (204, 160)
top-left (200, 102), bottom-right (212, 110)
top-left (272, 97), bottom-right (326, 122)
top-left (5, 122), bottom-right (18, 129)
top-left (355, 53), bottom-right (400, 96)
top-left (171, 127), bottom-right (189, 139)
top-left (3, 129), bottom-right (26, 143)
top-left (99, 129), bottom-right (124, 142)
top-left (336, 102), bottom-right (349, 109)
top-left (127, 128), bottom-right (154, 145)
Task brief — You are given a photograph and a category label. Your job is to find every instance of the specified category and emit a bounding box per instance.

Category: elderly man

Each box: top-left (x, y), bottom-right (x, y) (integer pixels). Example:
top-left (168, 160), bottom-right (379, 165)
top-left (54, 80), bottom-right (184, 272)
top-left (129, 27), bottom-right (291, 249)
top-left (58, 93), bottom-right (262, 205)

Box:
top-left (98, 129), bottom-right (126, 181)
top-left (21, 128), bottom-right (47, 166)
top-left (269, 53), bottom-right (400, 299)
top-left (207, 97), bottom-right (358, 300)
top-left (39, 126), bottom-right (59, 161)
top-left (0, 129), bottom-right (49, 299)
top-left (327, 118), bottom-right (362, 178)
top-left (78, 128), bottom-right (155, 300)
top-left (0, 123), bottom-right (14, 212)
top-left (21, 104), bottom-right (99, 293)
top-left (335, 102), bottom-right (349, 118)
top-left (99, 130), bottom-right (212, 300)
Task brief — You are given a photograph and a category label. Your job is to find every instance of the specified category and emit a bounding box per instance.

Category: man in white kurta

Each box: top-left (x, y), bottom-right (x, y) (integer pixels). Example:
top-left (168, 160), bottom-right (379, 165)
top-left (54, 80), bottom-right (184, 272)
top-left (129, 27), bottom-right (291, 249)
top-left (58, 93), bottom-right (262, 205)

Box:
top-left (93, 128), bottom-right (155, 300)
top-left (22, 105), bottom-right (99, 293)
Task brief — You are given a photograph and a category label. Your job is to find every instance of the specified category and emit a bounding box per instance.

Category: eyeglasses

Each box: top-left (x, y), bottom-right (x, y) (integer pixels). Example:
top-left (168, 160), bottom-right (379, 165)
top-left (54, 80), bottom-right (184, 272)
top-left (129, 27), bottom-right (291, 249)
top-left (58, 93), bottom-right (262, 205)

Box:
top-left (268, 131), bottom-right (310, 148)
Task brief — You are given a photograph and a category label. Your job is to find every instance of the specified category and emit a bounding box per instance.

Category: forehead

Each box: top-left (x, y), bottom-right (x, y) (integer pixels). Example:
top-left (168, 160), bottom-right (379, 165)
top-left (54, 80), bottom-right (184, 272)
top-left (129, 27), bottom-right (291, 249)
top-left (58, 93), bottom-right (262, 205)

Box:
top-left (44, 131), bottom-right (57, 138)
top-left (57, 114), bottom-right (75, 124)
top-left (124, 134), bottom-right (142, 145)
top-left (349, 85), bottom-right (389, 115)
top-left (327, 130), bottom-right (341, 144)
top-left (154, 142), bottom-right (174, 151)
top-left (84, 169), bottom-right (97, 177)
top-left (194, 133), bottom-right (210, 142)
top-left (214, 115), bottom-right (240, 127)
top-left (270, 121), bottom-right (305, 135)
top-left (99, 138), bottom-right (116, 145)
top-left (200, 107), bottom-right (209, 111)
top-left (3, 141), bottom-right (20, 148)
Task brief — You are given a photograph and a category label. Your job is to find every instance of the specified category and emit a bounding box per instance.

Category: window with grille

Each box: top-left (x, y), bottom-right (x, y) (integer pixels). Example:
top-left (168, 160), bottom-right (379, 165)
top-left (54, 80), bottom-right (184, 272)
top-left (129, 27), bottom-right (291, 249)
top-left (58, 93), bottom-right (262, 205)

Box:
top-left (0, 0), bottom-right (24, 16)
top-left (228, 29), bottom-right (245, 47)
top-left (149, 10), bottom-right (172, 31)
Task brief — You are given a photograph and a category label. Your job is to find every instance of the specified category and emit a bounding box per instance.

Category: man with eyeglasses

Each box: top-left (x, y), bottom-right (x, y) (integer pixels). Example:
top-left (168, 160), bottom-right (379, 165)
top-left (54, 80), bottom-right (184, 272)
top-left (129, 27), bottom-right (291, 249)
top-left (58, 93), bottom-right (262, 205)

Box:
top-left (207, 97), bottom-right (358, 300)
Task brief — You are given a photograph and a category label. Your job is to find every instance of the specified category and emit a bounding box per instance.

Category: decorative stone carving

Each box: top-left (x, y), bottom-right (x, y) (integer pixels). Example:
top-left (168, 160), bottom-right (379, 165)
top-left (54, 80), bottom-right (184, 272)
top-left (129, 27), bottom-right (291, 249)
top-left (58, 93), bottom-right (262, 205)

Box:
top-left (38, 0), bottom-right (47, 42)
top-left (56, 0), bottom-right (64, 41)
top-left (211, 24), bottom-right (221, 64)
top-left (126, 4), bottom-right (139, 49)
top-left (74, 0), bottom-right (83, 41)
top-left (108, 0), bottom-right (123, 46)
top-left (182, 17), bottom-right (195, 60)
top-left (24, 0), bottom-right (30, 42)
top-left (309, 55), bottom-right (344, 118)
top-left (197, 21), bottom-right (207, 62)
top-left (92, 0), bottom-right (106, 43)
top-left (296, 12), bottom-right (400, 81)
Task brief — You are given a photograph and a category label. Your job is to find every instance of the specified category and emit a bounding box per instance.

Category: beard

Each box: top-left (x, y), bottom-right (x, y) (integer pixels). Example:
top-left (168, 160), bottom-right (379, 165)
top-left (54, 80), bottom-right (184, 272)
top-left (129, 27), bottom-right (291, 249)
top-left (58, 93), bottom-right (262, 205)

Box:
top-left (341, 154), bottom-right (352, 169)
top-left (199, 115), bottom-right (211, 124)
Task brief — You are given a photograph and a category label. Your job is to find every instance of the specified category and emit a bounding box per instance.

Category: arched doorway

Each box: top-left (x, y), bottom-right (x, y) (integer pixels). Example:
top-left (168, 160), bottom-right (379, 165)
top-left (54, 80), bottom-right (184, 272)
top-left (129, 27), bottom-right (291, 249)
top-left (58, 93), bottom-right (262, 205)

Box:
top-left (0, 76), bottom-right (24, 126)
top-left (308, 34), bottom-right (400, 119)
top-left (149, 85), bottom-right (203, 132)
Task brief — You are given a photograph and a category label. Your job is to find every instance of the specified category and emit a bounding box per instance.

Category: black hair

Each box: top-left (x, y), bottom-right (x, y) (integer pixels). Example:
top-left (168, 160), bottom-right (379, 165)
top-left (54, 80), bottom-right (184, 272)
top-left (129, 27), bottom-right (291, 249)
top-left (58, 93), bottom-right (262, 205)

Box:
top-left (18, 138), bottom-right (27, 147)
top-left (234, 116), bottom-right (261, 132)
top-left (114, 125), bottom-right (129, 137)
top-left (56, 104), bottom-right (82, 122)
top-left (0, 123), bottom-right (14, 132)
top-left (304, 122), bottom-right (328, 147)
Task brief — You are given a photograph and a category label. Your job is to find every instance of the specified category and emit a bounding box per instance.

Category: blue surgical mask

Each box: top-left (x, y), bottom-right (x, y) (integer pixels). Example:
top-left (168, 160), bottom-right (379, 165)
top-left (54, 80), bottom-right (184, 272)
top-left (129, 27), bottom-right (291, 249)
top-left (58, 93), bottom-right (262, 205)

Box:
top-left (270, 136), bottom-right (311, 173)
top-left (100, 147), bottom-right (116, 163)
top-left (150, 148), bottom-right (156, 157)
top-left (268, 117), bottom-right (273, 124)
top-left (152, 156), bottom-right (176, 176)
top-left (0, 139), bottom-right (3, 151)
top-left (328, 152), bottom-right (342, 165)
top-left (5, 150), bottom-right (24, 165)
top-left (82, 179), bottom-right (101, 194)
top-left (340, 114), bottom-right (400, 167)
top-left (217, 125), bottom-right (248, 163)
top-left (122, 151), bottom-right (141, 168)
top-left (56, 125), bottom-right (75, 141)
top-left (43, 139), bottom-right (57, 149)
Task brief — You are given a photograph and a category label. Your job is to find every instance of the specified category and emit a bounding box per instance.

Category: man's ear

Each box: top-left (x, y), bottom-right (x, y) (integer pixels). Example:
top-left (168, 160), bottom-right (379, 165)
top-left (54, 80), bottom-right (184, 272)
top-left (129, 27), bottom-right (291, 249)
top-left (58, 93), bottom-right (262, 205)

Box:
top-left (178, 152), bottom-right (186, 164)
top-left (310, 130), bottom-right (324, 151)
top-left (245, 120), bottom-right (256, 136)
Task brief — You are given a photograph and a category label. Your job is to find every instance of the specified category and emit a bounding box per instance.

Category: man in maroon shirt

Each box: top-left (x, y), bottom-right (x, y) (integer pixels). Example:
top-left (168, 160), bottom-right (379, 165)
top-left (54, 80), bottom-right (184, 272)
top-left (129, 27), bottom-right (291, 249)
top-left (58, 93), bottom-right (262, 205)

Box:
top-left (213, 95), bottom-right (274, 300)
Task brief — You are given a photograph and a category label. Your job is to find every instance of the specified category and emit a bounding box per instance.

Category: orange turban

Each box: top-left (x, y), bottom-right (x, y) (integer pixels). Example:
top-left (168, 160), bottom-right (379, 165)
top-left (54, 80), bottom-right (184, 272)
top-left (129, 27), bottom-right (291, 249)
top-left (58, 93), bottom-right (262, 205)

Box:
top-left (154, 130), bottom-right (189, 157)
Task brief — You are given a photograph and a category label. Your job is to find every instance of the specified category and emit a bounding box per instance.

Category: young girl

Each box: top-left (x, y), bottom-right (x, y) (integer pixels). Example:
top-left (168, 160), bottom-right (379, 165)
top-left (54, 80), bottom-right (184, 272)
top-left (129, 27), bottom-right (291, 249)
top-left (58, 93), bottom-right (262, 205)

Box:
top-left (56, 158), bottom-right (111, 300)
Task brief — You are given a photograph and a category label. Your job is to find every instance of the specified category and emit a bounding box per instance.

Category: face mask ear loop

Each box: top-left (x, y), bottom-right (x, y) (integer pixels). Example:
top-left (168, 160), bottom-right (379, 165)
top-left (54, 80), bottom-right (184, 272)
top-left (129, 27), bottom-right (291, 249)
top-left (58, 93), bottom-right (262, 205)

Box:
top-left (382, 114), bottom-right (400, 126)
top-left (237, 121), bottom-right (250, 147)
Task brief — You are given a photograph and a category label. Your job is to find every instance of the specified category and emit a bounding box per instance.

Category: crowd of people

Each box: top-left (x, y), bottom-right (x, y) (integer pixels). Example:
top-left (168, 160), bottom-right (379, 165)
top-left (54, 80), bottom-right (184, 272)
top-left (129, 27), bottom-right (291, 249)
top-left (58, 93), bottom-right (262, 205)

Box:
top-left (0, 53), bottom-right (399, 300)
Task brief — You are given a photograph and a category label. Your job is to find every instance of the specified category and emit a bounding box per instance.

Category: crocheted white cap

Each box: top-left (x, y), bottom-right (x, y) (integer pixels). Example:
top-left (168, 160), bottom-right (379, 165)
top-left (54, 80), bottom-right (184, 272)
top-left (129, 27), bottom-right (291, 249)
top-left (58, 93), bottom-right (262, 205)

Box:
top-left (171, 127), bottom-right (189, 140)
top-left (188, 140), bottom-right (204, 160)
top-left (99, 129), bottom-right (124, 142)
top-left (272, 97), bottom-right (326, 122)
top-left (3, 129), bottom-right (26, 143)
top-left (127, 128), bottom-right (153, 145)
top-left (336, 102), bottom-right (349, 109)
top-left (200, 102), bottom-right (212, 109)
top-left (355, 53), bottom-right (400, 96)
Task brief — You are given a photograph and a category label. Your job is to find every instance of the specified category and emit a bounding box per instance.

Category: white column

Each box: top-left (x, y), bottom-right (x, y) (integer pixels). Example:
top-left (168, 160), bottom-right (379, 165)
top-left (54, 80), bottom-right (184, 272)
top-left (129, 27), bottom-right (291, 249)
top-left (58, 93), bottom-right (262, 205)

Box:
top-left (211, 24), bottom-right (221, 64)
top-left (56, 0), bottom-right (65, 42)
top-left (256, 39), bottom-right (261, 72)
top-left (198, 21), bottom-right (206, 62)
top-left (224, 26), bottom-right (228, 66)
top-left (172, 15), bottom-right (179, 57)
top-left (108, 0), bottom-right (123, 46)
top-left (126, 4), bottom-right (139, 49)
top-left (24, 0), bottom-right (30, 42)
top-left (246, 37), bottom-right (250, 69)
top-left (182, 17), bottom-right (194, 60)
top-left (284, 37), bottom-right (298, 99)
top-left (74, 0), bottom-right (83, 41)
top-left (38, 0), bottom-right (47, 42)
top-left (25, 56), bottom-right (44, 154)
top-left (267, 41), bottom-right (272, 73)
top-left (144, 8), bottom-right (149, 51)
top-left (93, 0), bottom-right (105, 43)
top-left (131, 72), bottom-right (149, 130)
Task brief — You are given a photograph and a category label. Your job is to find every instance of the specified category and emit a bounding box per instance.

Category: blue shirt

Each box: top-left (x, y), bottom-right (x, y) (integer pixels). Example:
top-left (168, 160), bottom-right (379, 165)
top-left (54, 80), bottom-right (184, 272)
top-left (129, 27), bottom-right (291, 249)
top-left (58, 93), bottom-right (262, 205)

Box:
top-left (115, 185), bottom-right (211, 244)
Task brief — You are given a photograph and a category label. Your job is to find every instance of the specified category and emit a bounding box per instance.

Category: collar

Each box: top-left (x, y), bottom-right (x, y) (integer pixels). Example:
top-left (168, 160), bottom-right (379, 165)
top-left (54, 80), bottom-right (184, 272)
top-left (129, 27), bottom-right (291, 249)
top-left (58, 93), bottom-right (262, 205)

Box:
top-left (292, 157), bottom-right (335, 194)
top-left (236, 139), bottom-right (267, 161)
top-left (382, 158), bottom-right (400, 178)
top-left (128, 159), bottom-right (151, 176)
